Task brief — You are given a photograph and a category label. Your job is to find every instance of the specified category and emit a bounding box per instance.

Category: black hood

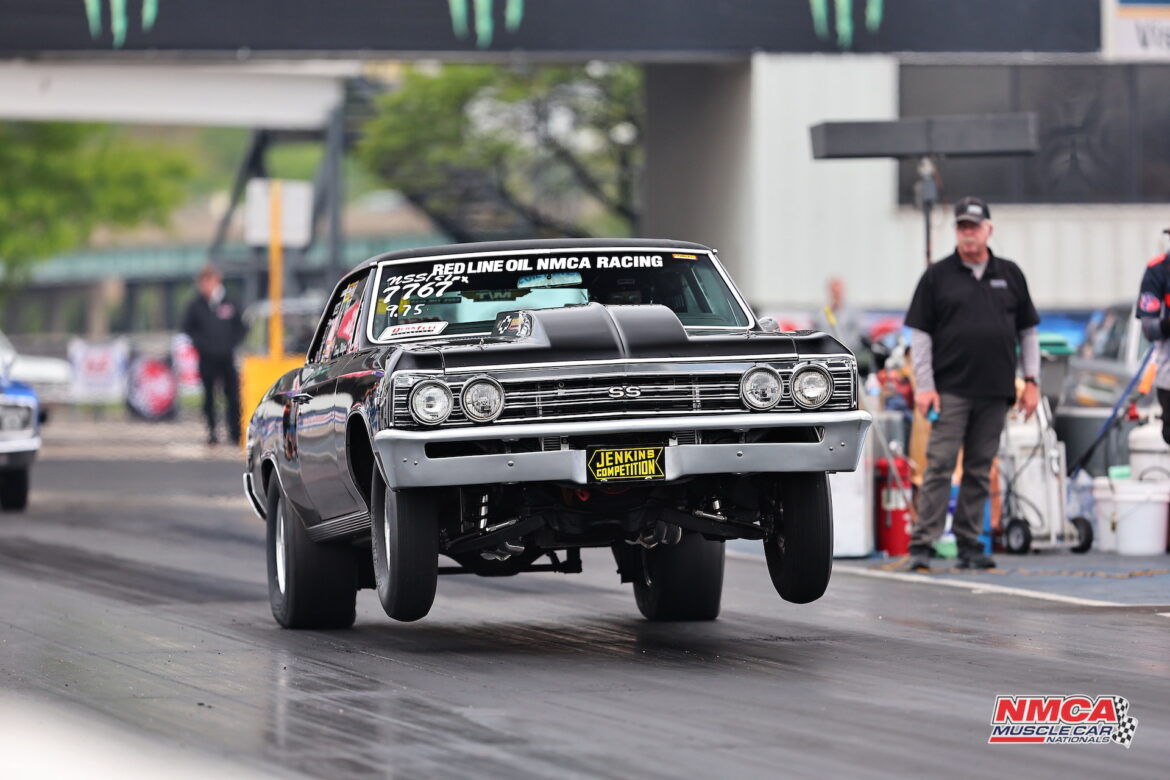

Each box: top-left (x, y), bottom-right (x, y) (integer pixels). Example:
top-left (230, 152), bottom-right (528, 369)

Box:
top-left (384, 304), bottom-right (848, 373)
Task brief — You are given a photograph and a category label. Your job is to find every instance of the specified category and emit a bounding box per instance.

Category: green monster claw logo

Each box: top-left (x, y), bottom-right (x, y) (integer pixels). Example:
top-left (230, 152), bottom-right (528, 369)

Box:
top-left (447, 0), bottom-right (525, 48)
top-left (809, 0), bottom-right (884, 50)
top-left (79, 1), bottom-right (879, 52)
top-left (83, 0), bottom-right (158, 48)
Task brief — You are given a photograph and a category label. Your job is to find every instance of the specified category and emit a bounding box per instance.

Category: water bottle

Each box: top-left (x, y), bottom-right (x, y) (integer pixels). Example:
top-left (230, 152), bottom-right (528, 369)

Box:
top-left (1069, 469), bottom-right (1094, 521)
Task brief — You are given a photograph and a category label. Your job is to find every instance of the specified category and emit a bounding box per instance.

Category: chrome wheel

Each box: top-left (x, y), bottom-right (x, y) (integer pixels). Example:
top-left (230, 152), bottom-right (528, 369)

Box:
top-left (275, 503), bottom-right (287, 595)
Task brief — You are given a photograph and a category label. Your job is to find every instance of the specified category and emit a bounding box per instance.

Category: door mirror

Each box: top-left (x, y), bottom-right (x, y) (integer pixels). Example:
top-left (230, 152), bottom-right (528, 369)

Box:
top-left (757, 317), bottom-right (779, 333)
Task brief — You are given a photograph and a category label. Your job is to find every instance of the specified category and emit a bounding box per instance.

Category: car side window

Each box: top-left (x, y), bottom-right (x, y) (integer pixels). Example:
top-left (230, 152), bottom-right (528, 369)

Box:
top-left (310, 273), bottom-right (369, 364)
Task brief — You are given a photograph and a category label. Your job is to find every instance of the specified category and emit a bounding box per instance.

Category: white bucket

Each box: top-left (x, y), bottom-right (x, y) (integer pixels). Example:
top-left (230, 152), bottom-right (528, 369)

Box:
top-left (1128, 423), bottom-right (1170, 481)
top-left (1110, 480), bottom-right (1170, 556)
top-left (1091, 477), bottom-right (1117, 553)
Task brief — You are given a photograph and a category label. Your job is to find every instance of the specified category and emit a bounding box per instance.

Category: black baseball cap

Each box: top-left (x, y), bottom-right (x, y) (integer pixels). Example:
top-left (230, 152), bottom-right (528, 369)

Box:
top-left (954, 197), bottom-right (990, 224)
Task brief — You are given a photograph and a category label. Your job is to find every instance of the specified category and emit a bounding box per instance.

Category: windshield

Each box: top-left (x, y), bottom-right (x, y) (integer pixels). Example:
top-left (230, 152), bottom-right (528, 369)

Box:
top-left (368, 249), bottom-right (751, 341)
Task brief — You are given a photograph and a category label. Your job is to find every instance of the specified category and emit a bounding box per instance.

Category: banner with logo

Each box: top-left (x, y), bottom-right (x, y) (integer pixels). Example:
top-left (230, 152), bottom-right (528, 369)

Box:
top-left (126, 354), bottom-right (178, 421)
top-left (1110, 0), bottom-right (1170, 58)
top-left (68, 338), bottom-right (129, 404)
top-left (171, 333), bottom-right (202, 396)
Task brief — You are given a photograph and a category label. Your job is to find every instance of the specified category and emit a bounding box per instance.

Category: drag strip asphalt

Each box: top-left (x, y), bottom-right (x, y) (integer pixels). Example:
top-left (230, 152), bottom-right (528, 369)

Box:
top-left (0, 420), bottom-right (1167, 778)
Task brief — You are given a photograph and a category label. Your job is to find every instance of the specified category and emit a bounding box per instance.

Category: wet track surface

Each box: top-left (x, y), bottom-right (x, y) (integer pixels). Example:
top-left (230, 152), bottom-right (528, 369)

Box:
top-left (2, 420), bottom-right (1169, 777)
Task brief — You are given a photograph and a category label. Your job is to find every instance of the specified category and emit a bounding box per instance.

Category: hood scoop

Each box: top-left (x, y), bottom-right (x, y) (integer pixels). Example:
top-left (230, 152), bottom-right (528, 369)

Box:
top-left (494, 303), bottom-right (690, 357)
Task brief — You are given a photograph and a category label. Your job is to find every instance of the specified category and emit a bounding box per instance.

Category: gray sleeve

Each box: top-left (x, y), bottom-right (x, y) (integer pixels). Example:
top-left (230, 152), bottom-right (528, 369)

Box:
top-left (909, 327), bottom-right (935, 392)
top-left (1020, 326), bottom-right (1040, 383)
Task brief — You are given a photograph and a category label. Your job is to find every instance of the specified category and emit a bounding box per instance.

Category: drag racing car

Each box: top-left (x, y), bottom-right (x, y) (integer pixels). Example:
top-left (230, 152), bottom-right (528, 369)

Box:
top-left (0, 354), bottom-right (42, 512)
top-left (243, 239), bottom-right (871, 628)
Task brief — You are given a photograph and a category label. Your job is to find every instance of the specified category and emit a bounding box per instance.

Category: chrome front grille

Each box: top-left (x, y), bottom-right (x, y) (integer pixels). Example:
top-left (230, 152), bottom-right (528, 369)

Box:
top-left (392, 360), bottom-right (856, 428)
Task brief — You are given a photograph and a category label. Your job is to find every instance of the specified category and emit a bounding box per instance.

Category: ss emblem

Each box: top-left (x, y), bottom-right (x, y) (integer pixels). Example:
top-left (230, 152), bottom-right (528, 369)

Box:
top-left (608, 385), bottom-right (643, 398)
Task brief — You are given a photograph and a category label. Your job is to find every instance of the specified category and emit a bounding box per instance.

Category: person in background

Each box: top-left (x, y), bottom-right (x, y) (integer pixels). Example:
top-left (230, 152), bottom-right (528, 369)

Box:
top-left (1136, 247), bottom-right (1170, 444)
top-left (813, 276), bottom-right (866, 355)
top-left (182, 264), bottom-right (247, 445)
top-left (902, 197), bottom-right (1041, 572)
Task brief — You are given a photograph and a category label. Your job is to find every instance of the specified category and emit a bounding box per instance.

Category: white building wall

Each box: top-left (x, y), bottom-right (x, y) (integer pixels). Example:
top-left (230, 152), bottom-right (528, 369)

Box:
top-left (748, 54), bottom-right (908, 314)
top-left (751, 54), bottom-right (1170, 313)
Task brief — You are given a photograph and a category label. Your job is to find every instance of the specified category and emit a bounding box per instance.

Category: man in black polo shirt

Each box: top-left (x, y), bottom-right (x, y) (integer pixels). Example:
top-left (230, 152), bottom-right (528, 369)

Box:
top-left (182, 264), bottom-right (247, 445)
top-left (903, 197), bottom-right (1041, 571)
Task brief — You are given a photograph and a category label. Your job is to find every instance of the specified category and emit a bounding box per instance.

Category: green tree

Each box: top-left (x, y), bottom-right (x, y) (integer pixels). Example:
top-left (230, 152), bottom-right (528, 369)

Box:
top-left (0, 122), bottom-right (193, 283)
top-left (357, 63), bottom-right (642, 242)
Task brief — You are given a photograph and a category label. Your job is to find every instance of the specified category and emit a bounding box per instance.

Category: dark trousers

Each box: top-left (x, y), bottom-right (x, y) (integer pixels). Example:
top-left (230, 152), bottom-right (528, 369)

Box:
top-left (199, 354), bottom-right (241, 441)
top-left (1159, 389), bottom-right (1170, 445)
top-left (911, 392), bottom-right (1009, 558)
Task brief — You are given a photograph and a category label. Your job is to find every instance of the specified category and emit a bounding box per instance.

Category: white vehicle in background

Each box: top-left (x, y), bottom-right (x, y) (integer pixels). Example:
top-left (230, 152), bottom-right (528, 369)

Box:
top-left (0, 329), bottom-right (72, 404)
top-left (0, 352), bottom-right (42, 511)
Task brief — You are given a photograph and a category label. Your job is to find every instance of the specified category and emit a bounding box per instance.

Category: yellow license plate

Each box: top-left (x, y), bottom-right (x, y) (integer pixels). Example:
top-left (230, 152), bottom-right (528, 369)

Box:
top-left (587, 446), bottom-right (665, 483)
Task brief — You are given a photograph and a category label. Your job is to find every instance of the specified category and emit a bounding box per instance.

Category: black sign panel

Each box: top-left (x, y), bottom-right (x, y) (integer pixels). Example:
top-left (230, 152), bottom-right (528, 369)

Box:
top-left (0, 1), bottom-right (1099, 56)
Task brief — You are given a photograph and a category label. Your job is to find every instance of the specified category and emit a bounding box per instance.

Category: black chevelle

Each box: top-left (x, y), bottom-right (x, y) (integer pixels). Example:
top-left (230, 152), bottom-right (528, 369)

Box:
top-left (244, 239), bottom-right (871, 627)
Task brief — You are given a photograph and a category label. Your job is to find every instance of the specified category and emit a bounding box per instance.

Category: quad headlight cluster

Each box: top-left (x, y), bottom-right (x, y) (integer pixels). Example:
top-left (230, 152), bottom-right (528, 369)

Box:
top-left (738, 363), bottom-right (834, 411)
top-left (407, 376), bottom-right (505, 425)
top-left (402, 363), bottom-right (835, 424)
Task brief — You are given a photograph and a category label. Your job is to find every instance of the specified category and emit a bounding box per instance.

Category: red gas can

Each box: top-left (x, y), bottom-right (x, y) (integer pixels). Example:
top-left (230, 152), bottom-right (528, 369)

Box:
top-left (875, 457), bottom-right (913, 556)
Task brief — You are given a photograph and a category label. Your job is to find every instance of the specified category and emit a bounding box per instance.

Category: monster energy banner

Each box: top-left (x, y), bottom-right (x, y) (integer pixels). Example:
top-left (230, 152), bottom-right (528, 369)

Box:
top-left (0, 0), bottom-right (1098, 55)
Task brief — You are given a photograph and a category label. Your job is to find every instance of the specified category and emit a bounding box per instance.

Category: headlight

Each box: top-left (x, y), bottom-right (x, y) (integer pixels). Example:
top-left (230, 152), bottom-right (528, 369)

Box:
top-left (0, 405), bottom-right (31, 431)
top-left (791, 365), bottom-right (833, 409)
top-left (740, 367), bottom-right (783, 410)
top-left (409, 380), bottom-right (453, 425)
top-left (461, 377), bottom-right (505, 423)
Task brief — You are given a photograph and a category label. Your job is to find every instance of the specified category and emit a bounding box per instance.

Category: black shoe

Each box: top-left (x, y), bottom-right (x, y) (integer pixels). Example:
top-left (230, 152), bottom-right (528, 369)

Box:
top-left (957, 554), bottom-right (996, 570)
top-left (901, 553), bottom-right (931, 572)
top-left (207, 434), bottom-right (220, 446)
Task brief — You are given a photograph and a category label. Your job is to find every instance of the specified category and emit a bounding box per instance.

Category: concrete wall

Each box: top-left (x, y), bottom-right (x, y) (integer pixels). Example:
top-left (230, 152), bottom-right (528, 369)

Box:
top-left (645, 55), bottom-right (1169, 316)
top-left (643, 62), bottom-right (754, 283)
top-left (0, 62), bottom-right (351, 128)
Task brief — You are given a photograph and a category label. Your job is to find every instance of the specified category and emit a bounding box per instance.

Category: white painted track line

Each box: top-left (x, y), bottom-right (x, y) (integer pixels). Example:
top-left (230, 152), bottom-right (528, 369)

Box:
top-left (727, 550), bottom-right (1164, 608)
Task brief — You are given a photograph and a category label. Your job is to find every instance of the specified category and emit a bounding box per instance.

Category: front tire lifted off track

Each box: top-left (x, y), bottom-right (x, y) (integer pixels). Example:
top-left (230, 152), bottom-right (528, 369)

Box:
top-left (764, 473), bottom-right (833, 605)
top-left (266, 479), bottom-right (358, 629)
top-left (370, 465), bottom-right (439, 622)
top-left (632, 532), bottom-right (725, 621)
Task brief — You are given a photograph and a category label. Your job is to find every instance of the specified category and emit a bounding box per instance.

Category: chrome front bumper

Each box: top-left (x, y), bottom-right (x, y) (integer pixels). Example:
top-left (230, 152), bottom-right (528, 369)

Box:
top-left (373, 411), bottom-right (871, 490)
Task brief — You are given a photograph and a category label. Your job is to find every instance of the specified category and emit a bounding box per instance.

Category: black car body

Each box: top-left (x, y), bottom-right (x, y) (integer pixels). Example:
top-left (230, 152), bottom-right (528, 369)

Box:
top-left (244, 239), bottom-right (871, 627)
